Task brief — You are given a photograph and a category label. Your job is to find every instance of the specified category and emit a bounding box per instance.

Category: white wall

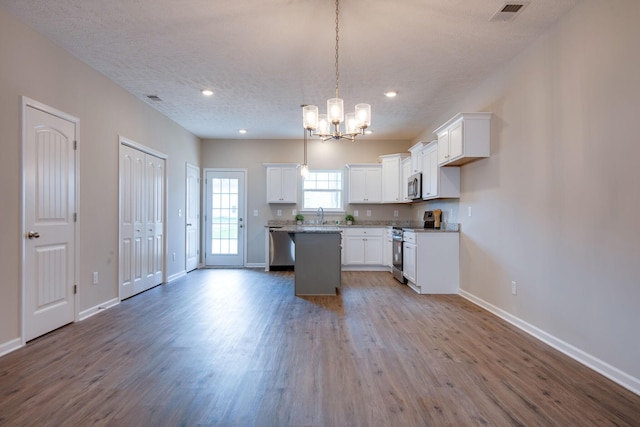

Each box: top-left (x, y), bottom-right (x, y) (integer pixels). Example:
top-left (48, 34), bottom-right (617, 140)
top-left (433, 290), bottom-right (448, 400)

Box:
top-left (415, 0), bottom-right (640, 390)
top-left (0, 8), bottom-right (200, 346)
top-left (201, 138), bottom-right (413, 265)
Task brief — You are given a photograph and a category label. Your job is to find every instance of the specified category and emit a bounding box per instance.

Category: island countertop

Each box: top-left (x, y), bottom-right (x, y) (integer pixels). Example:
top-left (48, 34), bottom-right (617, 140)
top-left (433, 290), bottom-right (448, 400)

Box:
top-left (266, 225), bottom-right (342, 233)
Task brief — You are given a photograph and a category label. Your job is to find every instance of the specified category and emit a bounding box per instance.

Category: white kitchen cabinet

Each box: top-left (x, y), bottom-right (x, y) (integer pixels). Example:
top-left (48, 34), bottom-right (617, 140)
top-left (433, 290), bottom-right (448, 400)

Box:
top-left (407, 141), bottom-right (426, 175)
top-left (347, 164), bottom-right (382, 203)
top-left (404, 231), bottom-right (459, 294)
top-left (384, 228), bottom-right (393, 270)
top-left (435, 112), bottom-right (492, 166)
top-left (265, 164), bottom-right (298, 203)
top-left (342, 228), bottom-right (384, 267)
top-left (379, 154), bottom-right (408, 203)
top-left (402, 232), bottom-right (417, 284)
top-left (421, 142), bottom-right (460, 200)
top-left (401, 157), bottom-right (412, 203)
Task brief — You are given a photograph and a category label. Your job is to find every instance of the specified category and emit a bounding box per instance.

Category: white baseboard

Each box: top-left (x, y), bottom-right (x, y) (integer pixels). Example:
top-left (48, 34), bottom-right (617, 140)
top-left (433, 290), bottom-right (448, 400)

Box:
top-left (167, 270), bottom-right (187, 282)
top-left (0, 338), bottom-right (23, 358)
top-left (78, 297), bottom-right (120, 321)
top-left (459, 289), bottom-right (640, 397)
top-left (246, 263), bottom-right (266, 268)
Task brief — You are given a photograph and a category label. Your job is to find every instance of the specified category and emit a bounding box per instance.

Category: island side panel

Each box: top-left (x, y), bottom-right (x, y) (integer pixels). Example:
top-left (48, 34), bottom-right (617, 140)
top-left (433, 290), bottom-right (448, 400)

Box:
top-left (294, 232), bottom-right (341, 296)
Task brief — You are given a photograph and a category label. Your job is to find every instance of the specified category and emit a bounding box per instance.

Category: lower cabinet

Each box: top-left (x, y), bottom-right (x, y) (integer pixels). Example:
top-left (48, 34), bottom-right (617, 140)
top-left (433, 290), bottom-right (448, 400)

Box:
top-left (403, 231), bottom-right (459, 294)
top-left (342, 228), bottom-right (385, 269)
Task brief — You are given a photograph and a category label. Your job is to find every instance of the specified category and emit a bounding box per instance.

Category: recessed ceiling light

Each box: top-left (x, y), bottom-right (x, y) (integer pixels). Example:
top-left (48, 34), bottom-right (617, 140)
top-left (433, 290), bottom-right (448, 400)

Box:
top-left (384, 91), bottom-right (397, 98)
top-left (201, 89), bottom-right (214, 96)
top-left (238, 129), bottom-right (248, 134)
top-left (365, 130), bottom-right (373, 135)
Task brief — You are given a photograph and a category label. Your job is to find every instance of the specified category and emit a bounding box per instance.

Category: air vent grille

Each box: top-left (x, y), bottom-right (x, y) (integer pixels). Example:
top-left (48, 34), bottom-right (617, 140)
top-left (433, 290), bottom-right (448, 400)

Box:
top-left (146, 95), bottom-right (162, 101)
top-left (490, 2), bottom-right (530, 22)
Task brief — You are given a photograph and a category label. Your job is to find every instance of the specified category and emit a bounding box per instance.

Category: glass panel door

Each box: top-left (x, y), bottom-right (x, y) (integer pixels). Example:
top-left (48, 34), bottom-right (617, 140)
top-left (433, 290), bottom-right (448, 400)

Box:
top-left (204, 170), bottom-right (245, 266)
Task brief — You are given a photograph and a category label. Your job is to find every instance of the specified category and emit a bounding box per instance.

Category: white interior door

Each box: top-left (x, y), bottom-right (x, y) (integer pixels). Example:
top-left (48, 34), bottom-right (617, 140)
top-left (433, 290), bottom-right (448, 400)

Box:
top-left (119, 140), bottom-right (166, 299)
top-left (23, 102), bottom-right (77, 342)
top-left (204, 170), bottom-right (246, 267)
top-left (185, 163), bottom-right (200, 272)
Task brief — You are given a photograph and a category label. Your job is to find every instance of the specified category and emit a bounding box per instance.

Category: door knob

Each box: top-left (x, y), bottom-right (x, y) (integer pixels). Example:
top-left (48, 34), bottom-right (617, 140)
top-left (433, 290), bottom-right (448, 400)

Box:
top-left (27, 231), bottom-right (40, 239)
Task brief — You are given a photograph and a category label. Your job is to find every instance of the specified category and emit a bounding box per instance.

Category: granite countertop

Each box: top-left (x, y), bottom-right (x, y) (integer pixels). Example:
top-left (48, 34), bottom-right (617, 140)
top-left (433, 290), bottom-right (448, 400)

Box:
top-left (268, 225), bottom-right (342, 233)
top-left (403, 223), bottom-right (460, 232)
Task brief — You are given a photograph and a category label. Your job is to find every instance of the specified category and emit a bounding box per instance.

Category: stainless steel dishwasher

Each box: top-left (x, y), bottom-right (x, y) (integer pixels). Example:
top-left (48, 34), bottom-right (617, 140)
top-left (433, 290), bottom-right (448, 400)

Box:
top-left (269, 228), bottom-right (295, 269)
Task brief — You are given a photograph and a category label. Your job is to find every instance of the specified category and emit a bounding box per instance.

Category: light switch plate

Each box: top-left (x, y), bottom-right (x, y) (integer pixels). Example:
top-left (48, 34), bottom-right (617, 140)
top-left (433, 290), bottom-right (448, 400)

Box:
top-left (276, 209), bottom-right (282, 217)
top-left (253, 209), bottom-right (258, 217)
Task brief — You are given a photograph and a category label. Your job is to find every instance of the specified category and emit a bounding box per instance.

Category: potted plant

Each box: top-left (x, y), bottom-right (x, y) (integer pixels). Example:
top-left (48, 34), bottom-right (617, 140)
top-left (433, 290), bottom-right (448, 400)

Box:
top-left (295, 214), bottom-right (304, 225)
top-left (345, 214), bottom-right (354, 225)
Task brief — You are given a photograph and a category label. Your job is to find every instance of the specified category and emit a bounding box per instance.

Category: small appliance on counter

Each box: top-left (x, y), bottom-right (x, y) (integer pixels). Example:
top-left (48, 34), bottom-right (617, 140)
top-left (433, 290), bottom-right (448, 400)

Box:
top-left (423, 209), bottom-right (442, 229)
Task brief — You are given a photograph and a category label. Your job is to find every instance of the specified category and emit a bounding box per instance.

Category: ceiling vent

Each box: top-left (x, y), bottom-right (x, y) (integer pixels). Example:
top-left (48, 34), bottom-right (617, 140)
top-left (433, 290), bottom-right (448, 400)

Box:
top-left (146, 95), bottom-right (162, 101)
top-left (490, 2), bottom-right (530, 22)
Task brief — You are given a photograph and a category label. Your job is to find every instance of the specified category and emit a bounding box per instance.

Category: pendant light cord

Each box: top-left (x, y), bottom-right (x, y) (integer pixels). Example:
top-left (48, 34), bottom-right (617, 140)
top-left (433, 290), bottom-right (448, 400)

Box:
top-left (334, 0), bottom-right (340, 99)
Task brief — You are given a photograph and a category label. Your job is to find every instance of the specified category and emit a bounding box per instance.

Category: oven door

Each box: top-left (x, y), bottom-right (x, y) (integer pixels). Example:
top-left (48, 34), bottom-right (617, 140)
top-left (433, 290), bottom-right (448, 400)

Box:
top-left (392, 235), bottom-right (406, 283)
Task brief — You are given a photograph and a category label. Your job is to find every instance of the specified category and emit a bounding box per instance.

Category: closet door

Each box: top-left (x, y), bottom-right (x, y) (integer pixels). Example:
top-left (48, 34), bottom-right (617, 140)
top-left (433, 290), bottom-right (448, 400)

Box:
top-left (120, 143), bottom-right (166, 300)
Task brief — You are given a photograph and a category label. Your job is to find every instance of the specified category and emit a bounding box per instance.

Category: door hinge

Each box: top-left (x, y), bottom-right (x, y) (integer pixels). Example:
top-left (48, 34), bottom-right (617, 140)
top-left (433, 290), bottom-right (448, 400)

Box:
top-left (74, 213), bottom-right (77, 222)
top-left (74, 284), bottom-right (77, 294)
top-left (74, 140), bottom-right (77, 150)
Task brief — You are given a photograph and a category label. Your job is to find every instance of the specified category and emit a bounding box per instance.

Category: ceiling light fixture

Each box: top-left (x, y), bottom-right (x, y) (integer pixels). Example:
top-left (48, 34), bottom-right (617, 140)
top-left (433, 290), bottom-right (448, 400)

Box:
top-left (302, 0), bottom-right (371, 141)
top-left (238, 129), bottom-right (248, 134)
top-left (384, 91), bottom-right (397, 98)
top-left (301, 127), bottom-right (309, 178)
top-left (201, 89), bottom-right (214, 96)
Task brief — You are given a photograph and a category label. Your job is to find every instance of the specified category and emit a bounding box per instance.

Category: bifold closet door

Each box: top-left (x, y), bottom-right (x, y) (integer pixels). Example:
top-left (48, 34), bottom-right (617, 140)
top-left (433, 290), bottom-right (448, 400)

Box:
top-left (120, 144), bottom-right (165, 299)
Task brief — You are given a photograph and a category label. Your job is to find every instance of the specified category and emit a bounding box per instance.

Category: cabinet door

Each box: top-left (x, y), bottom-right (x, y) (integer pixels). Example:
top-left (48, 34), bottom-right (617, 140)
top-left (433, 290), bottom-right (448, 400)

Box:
top-left (348, 167), bottom-right (367, 203)
top-left (344, 236), bottom-right (365, 264)
top-left (437, 131), bottom-right (449, 165)
top-left (422, 148), bottom-right (438, 199)
top-left (449, 121), bottom-right (464, 160)
top-left (401, 158), bottom-right (412, 202)
top-left (266, 167), bottom-right (283, 202)
top-left (381, 157), bottom-right (400, 203)
top-left (280, 167), bottom-right (298, 203)
top-left (403, 242), bottom-right (417, 283)
top-left (364, 236), bottom-right (384, 265)
top-left (365, 167), bottom-right (382, 202)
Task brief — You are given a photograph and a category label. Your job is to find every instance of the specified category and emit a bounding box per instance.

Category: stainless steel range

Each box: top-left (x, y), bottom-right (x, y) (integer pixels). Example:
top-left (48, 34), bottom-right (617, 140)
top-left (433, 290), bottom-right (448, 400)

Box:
top-left (391, 227), bottom-right (407, 283)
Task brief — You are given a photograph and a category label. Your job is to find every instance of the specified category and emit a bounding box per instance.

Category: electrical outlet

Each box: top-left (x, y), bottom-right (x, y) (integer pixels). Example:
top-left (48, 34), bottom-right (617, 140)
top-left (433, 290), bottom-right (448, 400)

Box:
top-left (292, 209), bottom-right (297, 216)
top-left (394, 210), bottom-right (399, 217)
top-left (366, 210), bottom-right (372, 217)
top-left (253, 209), bottom-right (258, 217)
top-left (92, 272), bottom-right (98, 285)
top-left (354, 210), bottom-right (359, 217)
top-left (511, 281), bottom-right (517, 295)
top-left (276, 209), bottom-right (282, 217)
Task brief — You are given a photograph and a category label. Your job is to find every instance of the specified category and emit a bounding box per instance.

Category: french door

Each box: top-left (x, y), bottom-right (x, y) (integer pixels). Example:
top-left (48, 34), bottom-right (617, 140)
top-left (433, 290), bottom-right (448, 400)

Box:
top-left (204, 170), bottom-right (246, 267)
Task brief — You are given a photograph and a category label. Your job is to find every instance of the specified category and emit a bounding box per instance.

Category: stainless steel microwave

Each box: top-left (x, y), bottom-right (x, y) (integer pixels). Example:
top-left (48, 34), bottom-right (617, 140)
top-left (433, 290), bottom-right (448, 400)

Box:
top-left (408, 173), bottom-right (422, 200)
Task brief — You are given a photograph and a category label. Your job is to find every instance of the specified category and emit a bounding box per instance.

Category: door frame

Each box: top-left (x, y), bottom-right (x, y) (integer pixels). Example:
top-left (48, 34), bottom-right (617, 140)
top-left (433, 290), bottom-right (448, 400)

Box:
top-left (202, 168), bottom-right (248, 267)
top-left (118, 136), bottom-right (168, 300)
top-left (20, 96), bottom-right (80, 344)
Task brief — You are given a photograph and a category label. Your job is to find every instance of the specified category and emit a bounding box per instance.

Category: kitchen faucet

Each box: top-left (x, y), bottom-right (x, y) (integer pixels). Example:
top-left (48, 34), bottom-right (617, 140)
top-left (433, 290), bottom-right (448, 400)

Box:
top-left (317, 206), bottom-right (325, 224)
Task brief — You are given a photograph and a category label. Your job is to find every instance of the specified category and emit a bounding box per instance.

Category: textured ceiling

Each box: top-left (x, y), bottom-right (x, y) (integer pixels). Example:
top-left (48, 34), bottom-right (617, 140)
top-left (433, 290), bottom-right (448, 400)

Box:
top-left (0, 0), bottom-right (582, 140)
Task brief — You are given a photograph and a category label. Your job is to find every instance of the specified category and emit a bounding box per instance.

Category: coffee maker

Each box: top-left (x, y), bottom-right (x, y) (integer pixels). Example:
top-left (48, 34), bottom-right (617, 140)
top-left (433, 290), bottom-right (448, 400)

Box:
top-left (423, 209), bottom-right (442, 229)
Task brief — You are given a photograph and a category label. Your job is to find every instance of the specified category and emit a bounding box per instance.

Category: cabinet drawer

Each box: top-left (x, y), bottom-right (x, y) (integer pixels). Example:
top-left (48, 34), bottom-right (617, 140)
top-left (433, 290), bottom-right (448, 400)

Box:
top-left (342, 228), bottom-right (384, 237)
top-left (403, 232), bottom-right (416, 244)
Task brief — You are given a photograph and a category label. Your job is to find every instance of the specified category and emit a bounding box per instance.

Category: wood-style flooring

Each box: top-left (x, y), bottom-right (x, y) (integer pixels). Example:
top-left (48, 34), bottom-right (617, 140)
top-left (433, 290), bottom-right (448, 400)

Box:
top-left (0, 269), bottom-right (638, 426)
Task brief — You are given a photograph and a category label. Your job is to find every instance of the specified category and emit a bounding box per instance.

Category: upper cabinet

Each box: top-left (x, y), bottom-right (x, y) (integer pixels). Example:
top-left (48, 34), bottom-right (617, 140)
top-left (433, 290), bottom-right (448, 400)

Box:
top-left (265, 163), bottom-right (298, 203)
top-left (347, 164), bottom-right (382, 204)
top-left (401, 157), bottom-right (412, 203)
top-left (434, 112), bottom-right (492, 166)
top-left (407, 141), bottom-right (426, 175)
top-left (379, 154), bottom-right (408, 203)
top-left (421, 141), bottom-right (460, 200)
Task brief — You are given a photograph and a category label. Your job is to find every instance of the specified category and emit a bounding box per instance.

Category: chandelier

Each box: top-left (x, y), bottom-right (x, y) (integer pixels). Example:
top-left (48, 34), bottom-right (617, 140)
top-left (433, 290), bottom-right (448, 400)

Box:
top-left (302, 0), bottom-right (371, 141)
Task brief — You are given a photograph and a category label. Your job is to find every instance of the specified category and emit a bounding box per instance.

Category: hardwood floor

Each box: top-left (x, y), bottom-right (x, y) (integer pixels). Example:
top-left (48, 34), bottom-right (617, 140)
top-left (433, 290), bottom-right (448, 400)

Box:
top-left (1, 269), bottom-right (638, 426)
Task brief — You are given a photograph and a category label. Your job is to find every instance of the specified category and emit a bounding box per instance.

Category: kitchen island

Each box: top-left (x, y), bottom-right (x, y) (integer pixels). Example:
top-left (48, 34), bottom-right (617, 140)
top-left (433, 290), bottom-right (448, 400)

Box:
top-left (268, 226), bottom-right (342, 296)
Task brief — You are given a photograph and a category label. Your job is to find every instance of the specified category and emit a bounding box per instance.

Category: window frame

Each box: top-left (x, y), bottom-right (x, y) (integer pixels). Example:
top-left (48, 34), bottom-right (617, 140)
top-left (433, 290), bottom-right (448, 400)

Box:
top-left (300, 169), bottom-right (345, 214)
